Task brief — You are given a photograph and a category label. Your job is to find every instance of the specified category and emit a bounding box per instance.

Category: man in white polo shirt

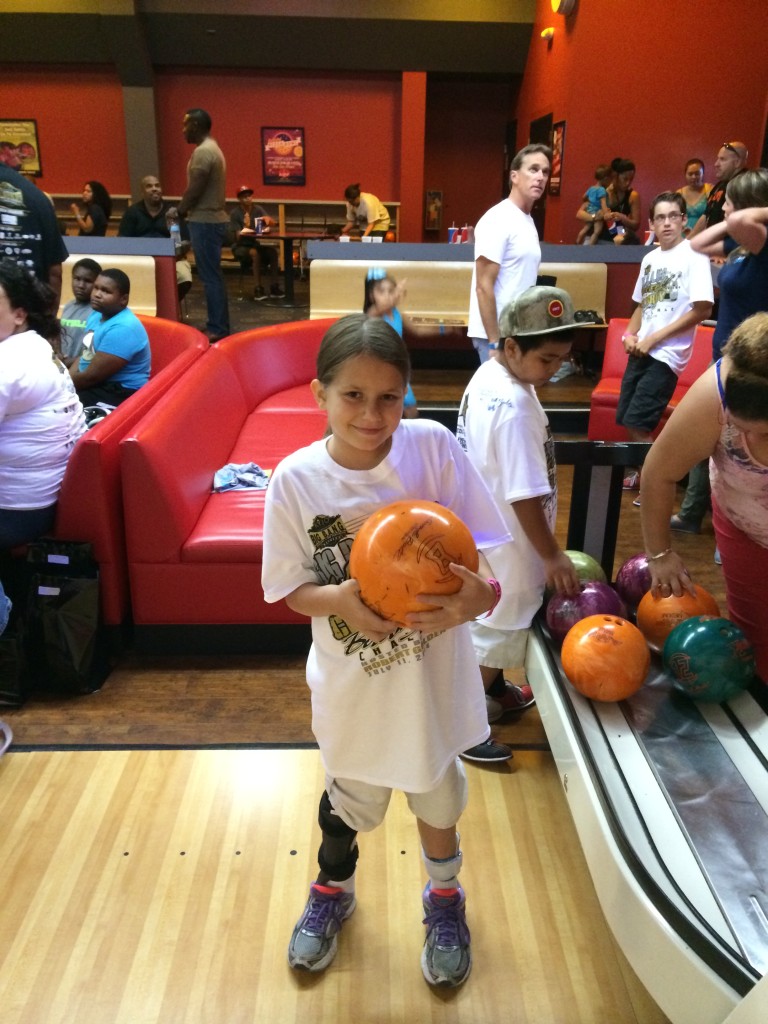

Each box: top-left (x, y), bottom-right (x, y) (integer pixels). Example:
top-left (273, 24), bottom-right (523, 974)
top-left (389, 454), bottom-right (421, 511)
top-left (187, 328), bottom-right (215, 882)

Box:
top-left (468, 143), bottom-right (551, 363)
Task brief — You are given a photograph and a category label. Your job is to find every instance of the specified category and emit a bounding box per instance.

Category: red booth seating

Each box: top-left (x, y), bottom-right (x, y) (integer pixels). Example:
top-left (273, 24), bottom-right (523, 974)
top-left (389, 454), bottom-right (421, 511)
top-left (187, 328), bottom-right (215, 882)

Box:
top-left (53, 316), bottom-right (208, 625)
top-left (120, 319), bottom-right (337, 632)
top-left (588, 320), bottom-right (714, 442)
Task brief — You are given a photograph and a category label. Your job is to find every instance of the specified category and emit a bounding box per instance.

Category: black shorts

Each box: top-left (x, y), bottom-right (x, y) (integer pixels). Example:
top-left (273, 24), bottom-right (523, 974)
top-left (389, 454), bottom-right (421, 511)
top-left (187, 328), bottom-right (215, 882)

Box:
top-left (616, 354), bottom-right (678, 432)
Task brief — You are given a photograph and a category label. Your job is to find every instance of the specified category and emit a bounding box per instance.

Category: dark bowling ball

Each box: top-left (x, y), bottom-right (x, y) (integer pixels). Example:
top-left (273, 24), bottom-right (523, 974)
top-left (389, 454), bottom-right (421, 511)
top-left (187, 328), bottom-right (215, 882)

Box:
top-left (546, 580), bottom-right (627, 644)
top-left (615, 553), bottom-right (651, 609)
top-left (663, 615), bottom-right (756, 703)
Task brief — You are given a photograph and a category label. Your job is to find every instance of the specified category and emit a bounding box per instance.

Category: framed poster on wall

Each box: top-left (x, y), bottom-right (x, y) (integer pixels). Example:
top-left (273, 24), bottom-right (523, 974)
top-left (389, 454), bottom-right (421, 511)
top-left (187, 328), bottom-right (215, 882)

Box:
top-left (0, 119), bottom-right (42, 177)
top-left (549, 121), bottom-right (566, 196)
top-left (425, 190), bottom-right (442, 231)
top-left (261, 127), bottom-right (305, 186)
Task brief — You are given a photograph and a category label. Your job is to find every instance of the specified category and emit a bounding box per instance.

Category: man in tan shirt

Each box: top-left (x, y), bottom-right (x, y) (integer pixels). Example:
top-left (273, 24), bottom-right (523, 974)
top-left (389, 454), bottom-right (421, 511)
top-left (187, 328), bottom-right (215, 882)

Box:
top-left (176, 108), bottom-right (230, 342)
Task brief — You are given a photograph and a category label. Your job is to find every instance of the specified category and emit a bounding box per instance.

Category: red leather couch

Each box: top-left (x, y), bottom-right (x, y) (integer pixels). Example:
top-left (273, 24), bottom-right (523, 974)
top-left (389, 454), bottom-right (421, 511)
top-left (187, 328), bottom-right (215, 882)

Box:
top-left (588, 319), bottom-right (714, 441)
top-left (120, 319), bottom-right (336, 642)
top-left (53, 316), bottom-right (208, 626)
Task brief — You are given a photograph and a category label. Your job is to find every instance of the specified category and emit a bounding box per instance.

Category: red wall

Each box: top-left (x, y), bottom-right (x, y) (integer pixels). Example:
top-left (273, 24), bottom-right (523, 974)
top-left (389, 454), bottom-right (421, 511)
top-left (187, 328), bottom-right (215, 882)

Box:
top-left (154, 69), bottom-right (401, 203)
top-left (0, 67), bottom-right (129, 194)
top-left (424, 78), bottom-right (520, 241)
top-left (517, 0), bottom-right (768, 244)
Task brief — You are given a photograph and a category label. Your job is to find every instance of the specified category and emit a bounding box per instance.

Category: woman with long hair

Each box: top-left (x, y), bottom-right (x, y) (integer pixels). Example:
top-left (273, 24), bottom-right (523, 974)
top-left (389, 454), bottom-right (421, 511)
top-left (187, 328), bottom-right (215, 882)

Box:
top-left (70, 179), bottom-right (112, 236)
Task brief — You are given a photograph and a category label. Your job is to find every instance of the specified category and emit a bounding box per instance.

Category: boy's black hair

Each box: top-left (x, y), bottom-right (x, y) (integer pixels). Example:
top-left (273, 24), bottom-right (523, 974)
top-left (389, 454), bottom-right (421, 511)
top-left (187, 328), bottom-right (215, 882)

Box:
top-left (99, 268), bottom-right (131, 297)
top-left (507, 329), bottom-right (576, 355)
top-left (72, 258), bottom-right (102, 277)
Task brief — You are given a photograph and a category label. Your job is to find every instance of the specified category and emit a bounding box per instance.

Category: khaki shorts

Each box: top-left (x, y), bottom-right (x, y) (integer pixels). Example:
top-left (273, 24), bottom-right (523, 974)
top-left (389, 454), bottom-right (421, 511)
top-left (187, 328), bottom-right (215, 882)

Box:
top-left (470, 619), bottom-right (529, 670)
top-left (326, 757), bottom-right (468, 833)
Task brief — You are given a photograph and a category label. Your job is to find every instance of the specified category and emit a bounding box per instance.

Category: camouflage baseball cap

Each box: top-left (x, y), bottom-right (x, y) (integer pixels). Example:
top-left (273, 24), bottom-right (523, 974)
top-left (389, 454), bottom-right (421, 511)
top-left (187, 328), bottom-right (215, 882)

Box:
top-left (499, 285), bottom-right (576, 337)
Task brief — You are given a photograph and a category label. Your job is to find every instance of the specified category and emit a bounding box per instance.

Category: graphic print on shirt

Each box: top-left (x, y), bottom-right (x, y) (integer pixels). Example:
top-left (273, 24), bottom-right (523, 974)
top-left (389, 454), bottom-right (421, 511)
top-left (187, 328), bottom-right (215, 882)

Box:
top-left (0, 180), bottom-right (41, 273)
top-left (542, 424), bottom-right (557, 526)
top-left (308, 512), bottom-right (438, 677)
top-left (641, 264), bottom-right (683, 319)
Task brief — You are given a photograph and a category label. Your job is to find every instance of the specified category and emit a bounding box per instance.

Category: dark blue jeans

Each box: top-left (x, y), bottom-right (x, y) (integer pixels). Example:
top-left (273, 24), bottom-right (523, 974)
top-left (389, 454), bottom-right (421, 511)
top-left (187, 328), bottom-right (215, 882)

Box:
top-left (188, 220), bottom-right (230, 339)
top-left (0, 504), bottom-right (57, 549)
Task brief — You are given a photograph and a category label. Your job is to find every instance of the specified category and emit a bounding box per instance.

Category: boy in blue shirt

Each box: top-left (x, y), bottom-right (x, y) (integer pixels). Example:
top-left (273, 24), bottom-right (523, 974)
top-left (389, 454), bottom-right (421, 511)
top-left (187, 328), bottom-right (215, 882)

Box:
top-left (70, 269), bottom-right (151, 406)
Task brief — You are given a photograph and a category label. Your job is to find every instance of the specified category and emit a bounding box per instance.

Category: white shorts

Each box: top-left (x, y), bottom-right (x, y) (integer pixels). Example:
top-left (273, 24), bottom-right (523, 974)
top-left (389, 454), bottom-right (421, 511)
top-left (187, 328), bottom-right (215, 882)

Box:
top-left (326, 757), bottom-right (468, 833)
top-left (470, 619), bottom-right (529, 670)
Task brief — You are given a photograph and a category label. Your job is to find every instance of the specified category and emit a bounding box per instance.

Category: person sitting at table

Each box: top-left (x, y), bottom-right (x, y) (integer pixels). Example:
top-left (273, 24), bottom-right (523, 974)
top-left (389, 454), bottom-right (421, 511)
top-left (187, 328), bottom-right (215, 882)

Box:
top-left (229, 185), bottom-right (283, 300)
top-left (70, 269), bottom-right (150, 407)
top-left (341, 184), bottom-right (390, 238)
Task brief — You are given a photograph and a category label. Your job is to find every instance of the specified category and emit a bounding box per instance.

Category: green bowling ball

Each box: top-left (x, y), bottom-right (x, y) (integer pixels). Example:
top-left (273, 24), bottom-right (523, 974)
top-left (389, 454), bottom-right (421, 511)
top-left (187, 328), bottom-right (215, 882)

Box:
top-left (564, 550), bottom-right (607, 584)
top-left (662, 615), bottom-right (756, 703)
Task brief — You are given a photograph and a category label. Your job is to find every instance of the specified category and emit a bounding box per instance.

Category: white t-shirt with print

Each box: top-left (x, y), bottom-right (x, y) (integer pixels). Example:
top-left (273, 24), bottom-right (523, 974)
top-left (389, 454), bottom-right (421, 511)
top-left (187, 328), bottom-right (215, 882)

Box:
top-left (467, 198), bottom-right (541, 341)
top-left (457, 357), bottom-right (556, 629)
top-left (0, 330), bottom-right (86, 509)
top-left (262, 418), bottom-right (509, 793)
top-left (632, 239), bottom-right (714, 374)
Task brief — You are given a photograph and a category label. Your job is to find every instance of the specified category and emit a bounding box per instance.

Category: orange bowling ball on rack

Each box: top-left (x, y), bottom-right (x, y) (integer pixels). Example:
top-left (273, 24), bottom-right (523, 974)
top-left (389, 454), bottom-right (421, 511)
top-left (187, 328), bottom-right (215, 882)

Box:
top-left (561, 614), bottom-right (650, 702)
top-left (349, 500), bottom-right (479, 627)
top-left (636, 584), bottom-right (720, 653)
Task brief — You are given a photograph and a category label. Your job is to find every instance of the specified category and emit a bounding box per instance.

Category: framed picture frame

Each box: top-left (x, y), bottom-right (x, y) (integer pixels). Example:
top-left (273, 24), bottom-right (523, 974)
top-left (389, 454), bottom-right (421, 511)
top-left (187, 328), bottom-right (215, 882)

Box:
top-left (0, 119), bottom-right (42, 177)
top-left (549, 121), bottom-right (566, 196)
top-left (261, 127), bottom-right (305, 186)
top-left (424, 189), bottom-right (443, 231)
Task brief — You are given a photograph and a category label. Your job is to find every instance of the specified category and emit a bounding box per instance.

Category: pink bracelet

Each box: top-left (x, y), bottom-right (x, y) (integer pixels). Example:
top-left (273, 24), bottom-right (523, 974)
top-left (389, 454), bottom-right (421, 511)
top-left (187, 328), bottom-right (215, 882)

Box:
top-left (478, 578), bottom-right (502, 619)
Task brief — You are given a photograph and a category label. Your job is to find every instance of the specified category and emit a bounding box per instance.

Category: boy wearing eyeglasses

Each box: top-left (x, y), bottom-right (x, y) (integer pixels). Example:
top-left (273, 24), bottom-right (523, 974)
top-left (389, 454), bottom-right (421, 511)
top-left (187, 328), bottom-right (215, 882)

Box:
top-left (617, 192), bottom-right (714, 491)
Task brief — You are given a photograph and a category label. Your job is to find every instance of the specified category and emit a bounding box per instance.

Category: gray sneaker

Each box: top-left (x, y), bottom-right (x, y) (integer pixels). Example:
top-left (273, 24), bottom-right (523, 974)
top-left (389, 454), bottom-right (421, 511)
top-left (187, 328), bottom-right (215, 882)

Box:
top-left (287, 883), bottom-right (356, 971)
top-left (421, 884), bottom-right (472, 987)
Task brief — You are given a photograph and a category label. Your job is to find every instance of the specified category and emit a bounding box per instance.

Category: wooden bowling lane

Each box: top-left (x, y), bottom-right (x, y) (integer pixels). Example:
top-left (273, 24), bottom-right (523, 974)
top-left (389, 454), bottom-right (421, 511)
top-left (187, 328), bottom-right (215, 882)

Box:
top-left (0, 748), bottom-right (669, 1024)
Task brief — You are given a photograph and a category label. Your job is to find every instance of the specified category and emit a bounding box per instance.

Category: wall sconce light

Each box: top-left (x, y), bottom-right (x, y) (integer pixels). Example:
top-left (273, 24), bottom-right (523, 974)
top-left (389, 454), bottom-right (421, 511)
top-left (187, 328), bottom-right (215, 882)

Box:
top-left (541, 26), bottom-right (555, 42)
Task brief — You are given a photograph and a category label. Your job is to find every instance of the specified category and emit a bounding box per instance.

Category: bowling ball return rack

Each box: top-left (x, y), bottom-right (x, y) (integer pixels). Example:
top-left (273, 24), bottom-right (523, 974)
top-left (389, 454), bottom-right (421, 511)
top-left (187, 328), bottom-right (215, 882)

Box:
top-left (532, 441), bottom-right (768, 1023)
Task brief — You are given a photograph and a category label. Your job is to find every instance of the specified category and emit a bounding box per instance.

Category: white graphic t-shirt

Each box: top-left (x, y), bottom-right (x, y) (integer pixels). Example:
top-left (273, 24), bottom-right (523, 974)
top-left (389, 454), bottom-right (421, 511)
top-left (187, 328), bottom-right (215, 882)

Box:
top-left (632, 239), bottom-right (714, 374)
top-left (457, 357), bottom-right (556, 629)
top-left (262, 419), bottom-right (509, 792)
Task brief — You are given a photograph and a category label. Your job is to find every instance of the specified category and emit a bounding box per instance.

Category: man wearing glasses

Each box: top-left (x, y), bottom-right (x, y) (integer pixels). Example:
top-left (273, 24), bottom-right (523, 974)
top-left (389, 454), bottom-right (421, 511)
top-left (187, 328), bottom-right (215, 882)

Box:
top-left (690, 141), bottom-right (748, 237)
top-left (616, 192), bottom-right (714, 491)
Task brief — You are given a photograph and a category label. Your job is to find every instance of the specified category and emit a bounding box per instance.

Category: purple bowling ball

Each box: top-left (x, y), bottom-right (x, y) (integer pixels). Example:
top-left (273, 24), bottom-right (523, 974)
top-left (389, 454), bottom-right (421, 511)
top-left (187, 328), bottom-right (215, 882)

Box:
top-left (546, 581), bottom-right (627, 644)
top-left (615, 553), bottom-right (652, 609)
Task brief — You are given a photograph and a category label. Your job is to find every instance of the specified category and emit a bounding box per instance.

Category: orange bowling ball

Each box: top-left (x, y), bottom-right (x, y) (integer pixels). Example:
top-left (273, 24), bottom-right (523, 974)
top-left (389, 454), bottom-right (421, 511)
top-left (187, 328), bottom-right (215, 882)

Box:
top-left (561, 614), bottom-right (650, 702)
top-left (636, 584), bottom-right (720, 653)
top-left (349, 500), bottom-right (479, 626)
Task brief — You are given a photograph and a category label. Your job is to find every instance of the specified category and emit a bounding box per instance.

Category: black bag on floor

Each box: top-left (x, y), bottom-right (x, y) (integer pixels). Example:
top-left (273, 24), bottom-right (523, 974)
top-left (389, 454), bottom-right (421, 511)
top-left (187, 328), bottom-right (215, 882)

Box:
top-left (0, 631), bottom-right (25, 707)
top-left (19, 540), bottom-right (110, 695)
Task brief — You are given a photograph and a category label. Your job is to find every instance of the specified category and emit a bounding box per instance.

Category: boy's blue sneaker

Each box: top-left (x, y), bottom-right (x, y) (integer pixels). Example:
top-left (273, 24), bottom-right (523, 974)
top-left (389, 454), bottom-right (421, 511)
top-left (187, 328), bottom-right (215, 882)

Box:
top-left (287, 883), bottom-right (356, 971)
top-left (421, 884), bottom-right (472, 987)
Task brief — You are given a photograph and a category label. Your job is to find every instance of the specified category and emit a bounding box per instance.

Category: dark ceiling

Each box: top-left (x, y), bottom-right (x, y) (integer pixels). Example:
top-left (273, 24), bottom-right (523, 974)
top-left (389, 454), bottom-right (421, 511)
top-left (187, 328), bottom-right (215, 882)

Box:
top-left (0, 11), bottom-right (533, 81)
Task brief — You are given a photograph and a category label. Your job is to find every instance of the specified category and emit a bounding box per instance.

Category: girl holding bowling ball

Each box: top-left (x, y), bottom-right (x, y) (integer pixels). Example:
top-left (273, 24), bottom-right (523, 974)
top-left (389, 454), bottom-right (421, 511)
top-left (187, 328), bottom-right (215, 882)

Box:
top-left (261, 313), bottom-right (509, 987)
top-left (640, 311), bottom-right (768, 681)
